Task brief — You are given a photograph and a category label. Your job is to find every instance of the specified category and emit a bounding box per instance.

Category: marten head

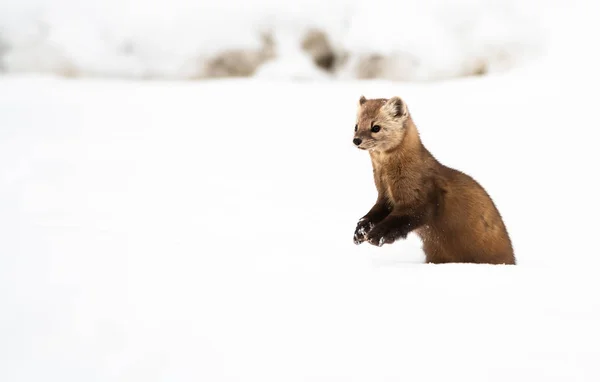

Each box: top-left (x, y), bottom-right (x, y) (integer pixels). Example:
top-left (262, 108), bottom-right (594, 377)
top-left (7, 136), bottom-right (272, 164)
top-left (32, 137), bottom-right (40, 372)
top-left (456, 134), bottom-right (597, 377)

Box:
top-left (353, 95), bottom-right (410, 152)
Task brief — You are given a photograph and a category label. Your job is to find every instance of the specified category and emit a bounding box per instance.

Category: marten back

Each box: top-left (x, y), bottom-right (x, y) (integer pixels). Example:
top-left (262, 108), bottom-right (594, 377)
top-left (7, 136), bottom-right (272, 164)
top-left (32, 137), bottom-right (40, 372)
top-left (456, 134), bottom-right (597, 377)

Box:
top-left (420, 165), bottom-right (515, 264)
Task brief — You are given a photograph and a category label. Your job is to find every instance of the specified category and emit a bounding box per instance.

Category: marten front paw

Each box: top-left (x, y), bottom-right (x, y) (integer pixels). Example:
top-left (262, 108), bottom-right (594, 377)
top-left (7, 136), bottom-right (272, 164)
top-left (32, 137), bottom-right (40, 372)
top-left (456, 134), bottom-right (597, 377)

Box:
top-left (366, 221), bottom-right (409, 247)
top-left (353, 218), bottom-right (374, 245)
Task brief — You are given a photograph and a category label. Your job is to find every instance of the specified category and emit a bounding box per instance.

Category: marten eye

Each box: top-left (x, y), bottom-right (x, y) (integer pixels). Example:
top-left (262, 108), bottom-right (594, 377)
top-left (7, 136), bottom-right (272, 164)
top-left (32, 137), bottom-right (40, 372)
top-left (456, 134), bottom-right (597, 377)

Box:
top-left (371, 125), bottom-right (381, 133)
top-left (354, 124), bottom-right (358, 132)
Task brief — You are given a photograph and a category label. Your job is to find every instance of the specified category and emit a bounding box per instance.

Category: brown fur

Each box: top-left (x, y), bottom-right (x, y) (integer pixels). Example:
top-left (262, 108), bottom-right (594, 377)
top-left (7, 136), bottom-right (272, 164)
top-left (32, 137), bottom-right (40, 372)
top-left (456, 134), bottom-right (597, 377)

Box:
top-left (353, 96), bottom-right (515, 265)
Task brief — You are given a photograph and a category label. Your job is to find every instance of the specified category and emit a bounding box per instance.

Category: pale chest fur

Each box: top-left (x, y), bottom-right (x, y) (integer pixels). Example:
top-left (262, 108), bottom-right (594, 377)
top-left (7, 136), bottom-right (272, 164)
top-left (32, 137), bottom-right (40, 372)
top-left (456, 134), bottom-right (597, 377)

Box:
top-left (370, 151), bottom-right (419, 206)
top-left (378, 167), bottom-right (399, 203)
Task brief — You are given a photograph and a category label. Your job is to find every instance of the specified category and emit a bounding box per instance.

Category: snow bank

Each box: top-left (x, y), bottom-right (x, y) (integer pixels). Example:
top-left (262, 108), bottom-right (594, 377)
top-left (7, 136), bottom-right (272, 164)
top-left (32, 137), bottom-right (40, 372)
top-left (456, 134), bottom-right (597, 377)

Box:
top-left (0, 0), bottom-right (545, 80)
top-left (1, 67), bottom-right (600, 380)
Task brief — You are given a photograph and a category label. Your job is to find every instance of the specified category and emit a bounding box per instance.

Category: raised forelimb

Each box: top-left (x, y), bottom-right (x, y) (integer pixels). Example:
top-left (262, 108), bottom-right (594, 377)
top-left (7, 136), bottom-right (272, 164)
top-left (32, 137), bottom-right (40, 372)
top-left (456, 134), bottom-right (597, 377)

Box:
top-left (353, 198), bottom-right (392, 245)
top-left (365, 202), bottom-right (432, 247)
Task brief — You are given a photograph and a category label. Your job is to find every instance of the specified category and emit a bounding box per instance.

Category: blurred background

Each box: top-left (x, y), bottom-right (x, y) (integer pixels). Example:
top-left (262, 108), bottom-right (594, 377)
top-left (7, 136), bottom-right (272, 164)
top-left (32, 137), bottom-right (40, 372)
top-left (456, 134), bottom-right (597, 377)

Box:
top-left (0, 0), bottom-right (591, 82)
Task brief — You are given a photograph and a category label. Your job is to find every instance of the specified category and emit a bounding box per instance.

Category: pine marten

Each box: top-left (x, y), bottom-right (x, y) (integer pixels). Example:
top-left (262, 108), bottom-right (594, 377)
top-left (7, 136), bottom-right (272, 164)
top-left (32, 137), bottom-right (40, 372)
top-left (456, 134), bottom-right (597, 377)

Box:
top-left (352, 96), bottom-right (515, 265)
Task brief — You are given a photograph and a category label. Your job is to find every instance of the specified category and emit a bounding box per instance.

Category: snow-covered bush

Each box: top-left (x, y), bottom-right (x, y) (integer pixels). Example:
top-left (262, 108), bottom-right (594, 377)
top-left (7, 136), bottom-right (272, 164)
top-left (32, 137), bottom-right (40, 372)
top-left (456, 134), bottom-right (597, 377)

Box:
top-left (0, 0), bottom-right (544, 81)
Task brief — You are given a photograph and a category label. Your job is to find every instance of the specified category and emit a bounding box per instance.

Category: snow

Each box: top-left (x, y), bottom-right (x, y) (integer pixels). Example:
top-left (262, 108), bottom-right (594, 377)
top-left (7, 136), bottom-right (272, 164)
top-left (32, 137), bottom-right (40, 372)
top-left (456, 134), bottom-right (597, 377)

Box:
top-left (3, 1), bottom-right (600, 380)
top-left (0, 0), bottom-right (544, 80)
top-left (2, 61), bottom-right (600, 380)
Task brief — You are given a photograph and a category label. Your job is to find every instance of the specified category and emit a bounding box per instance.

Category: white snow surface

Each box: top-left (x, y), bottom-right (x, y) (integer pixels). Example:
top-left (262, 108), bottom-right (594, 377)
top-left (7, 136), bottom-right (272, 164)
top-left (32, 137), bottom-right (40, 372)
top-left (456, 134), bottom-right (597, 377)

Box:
top-left (3, 4), bottom-right (600, 376)
top-left (2, 54), bottom-right (600, 380)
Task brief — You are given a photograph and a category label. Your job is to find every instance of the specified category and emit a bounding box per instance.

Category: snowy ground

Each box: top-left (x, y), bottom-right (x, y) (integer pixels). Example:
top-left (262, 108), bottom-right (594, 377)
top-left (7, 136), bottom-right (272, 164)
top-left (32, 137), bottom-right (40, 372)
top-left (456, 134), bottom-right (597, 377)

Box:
top-left (2, 61), bottom-right (600, 380)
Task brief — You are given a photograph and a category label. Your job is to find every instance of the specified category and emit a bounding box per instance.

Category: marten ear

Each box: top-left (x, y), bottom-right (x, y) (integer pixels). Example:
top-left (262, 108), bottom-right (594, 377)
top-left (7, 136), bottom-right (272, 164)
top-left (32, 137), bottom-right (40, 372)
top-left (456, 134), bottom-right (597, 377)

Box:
top-left (359, 95), bottom-right (367, 106)
top-left (382, 96), bottom-right (407, 118)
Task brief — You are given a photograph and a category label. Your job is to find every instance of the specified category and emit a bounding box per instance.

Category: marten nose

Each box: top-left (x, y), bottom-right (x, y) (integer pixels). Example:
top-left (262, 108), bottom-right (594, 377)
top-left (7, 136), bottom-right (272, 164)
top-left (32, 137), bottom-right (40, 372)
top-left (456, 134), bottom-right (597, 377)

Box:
top-left (353, 138), bottom-right (362, 146)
